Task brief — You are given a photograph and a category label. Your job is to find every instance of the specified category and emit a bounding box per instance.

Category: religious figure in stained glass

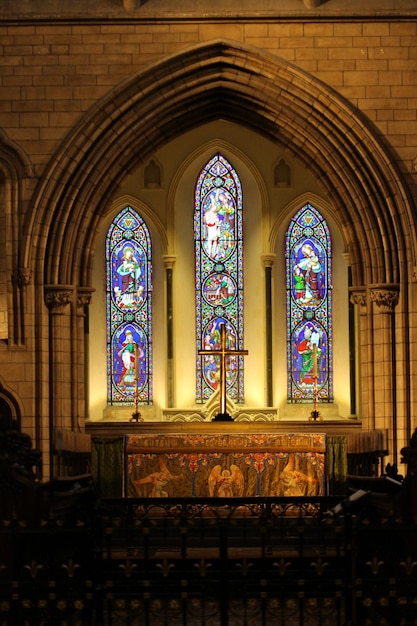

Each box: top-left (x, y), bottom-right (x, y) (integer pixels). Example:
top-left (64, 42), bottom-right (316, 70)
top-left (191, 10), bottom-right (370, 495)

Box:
top-left (194, 154), bottom-right (244, 403)
top-left (286, 204), bottom-right (332, 402)
top-left (106, 207), bottom-right (152, 404)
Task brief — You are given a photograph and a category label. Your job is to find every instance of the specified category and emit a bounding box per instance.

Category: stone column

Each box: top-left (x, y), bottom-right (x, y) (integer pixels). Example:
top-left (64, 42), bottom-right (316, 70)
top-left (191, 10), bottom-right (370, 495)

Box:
top-left (44, 285), bottom-right (74, 439)
top-left (369, 284), bottom-right (399, 462)
top-left (76, 288), bottom-right (94, 430)
top-left (349, 289), bottom-right (369, 426)
top-left (262, 254), bottom-right (276, 407)
top-left (163, 255), bottom-right (176, 408)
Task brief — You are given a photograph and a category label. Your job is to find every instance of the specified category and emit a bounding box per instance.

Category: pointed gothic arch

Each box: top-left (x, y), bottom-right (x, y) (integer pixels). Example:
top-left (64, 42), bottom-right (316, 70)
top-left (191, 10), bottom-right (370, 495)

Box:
top-left (21, 39), bottom-right (415, 453)
top-left (23, 39), bottom-right (413, 291)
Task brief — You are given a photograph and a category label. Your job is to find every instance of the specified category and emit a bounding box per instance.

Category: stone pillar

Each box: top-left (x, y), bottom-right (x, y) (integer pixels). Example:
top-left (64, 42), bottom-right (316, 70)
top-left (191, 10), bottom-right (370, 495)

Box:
top-left (369, 284), bottom-right (399, 462)
top-left (16, 266), bottom-right (31, 345)
top-left (262, 254), bottom-right (276, 407)
top-left (349, 289), bottom-right (370, 427)
top-left (44, 285), bottom-right (74, 438)
top-left (163, 255), bottom-right (176, 408)
top-left (76, 288), bottom-right (94, 430)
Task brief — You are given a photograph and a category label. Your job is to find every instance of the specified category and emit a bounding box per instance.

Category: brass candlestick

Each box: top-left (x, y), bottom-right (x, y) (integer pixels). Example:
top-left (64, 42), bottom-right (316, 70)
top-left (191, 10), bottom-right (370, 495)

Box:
top-left (309, 344), bottom-right (322, 421)
top-left (131, 343), bottom-right (144, 423)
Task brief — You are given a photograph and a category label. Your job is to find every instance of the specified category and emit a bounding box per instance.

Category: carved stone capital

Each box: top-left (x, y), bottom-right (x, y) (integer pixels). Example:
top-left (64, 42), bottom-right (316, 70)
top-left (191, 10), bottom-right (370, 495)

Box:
top-left (349, 288), bottom-right (367, 308)
top-left (77, 287), bottom-right (94, 309)
top-left (44, 286), bottom-right (73, 313)
top-left (163, 255), bottom-right (176, 270)
top-left (261, 253), bottom-right (276, 269)
top-left (370, 285), bottom-right (399, 313)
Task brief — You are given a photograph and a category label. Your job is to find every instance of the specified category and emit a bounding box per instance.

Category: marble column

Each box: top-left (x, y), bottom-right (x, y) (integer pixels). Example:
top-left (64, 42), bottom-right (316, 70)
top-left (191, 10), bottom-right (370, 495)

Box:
top-left (262, 254), bottom-right (276, 407)
top-left (163, 255), bottom-right (176, 408)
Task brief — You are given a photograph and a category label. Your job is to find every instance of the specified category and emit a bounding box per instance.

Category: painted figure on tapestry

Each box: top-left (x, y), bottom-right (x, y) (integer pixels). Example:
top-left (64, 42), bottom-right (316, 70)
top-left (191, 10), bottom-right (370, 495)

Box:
top-left (208, 464), bottom-right (244, 497)
top-left (272, 455), bottom-right (321, 497)
top-left (132, 458), bottom-right (182, 497)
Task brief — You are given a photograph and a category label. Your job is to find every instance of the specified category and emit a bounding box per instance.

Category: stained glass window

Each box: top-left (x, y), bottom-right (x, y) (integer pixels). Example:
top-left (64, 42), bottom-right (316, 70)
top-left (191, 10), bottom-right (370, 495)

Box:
top-left (286, 203), bottom-right (333, 402)
top-left (194, 154), bottom-right (244, 403)
top-left (106, 207), bottom-right (152, 404)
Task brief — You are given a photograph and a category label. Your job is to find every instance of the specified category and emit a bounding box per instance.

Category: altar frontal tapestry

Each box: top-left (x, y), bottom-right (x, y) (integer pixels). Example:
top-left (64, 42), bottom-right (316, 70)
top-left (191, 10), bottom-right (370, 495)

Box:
top-left (125, 433), bottom-right (326, 498)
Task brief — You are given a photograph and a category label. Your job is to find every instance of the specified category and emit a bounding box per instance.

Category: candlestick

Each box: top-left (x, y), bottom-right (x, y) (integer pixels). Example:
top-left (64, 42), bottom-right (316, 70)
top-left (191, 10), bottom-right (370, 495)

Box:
top-left (312, 343), bottom-right (318, 378)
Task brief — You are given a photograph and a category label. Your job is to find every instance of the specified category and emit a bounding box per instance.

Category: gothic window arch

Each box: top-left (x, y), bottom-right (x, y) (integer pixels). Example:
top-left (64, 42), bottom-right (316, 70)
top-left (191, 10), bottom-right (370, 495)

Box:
top-left (286, 203), bottom-right (333, 402)
top-left (194, 153), bottom-right (244, 403)
top-left (106, 206), bottom-right (152, 405)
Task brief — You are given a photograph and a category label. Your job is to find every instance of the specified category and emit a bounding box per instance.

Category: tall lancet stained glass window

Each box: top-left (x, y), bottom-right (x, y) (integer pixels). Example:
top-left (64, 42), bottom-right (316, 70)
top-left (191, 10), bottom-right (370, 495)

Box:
top-left (194, 154), bottom-right (244, 403)
top-left (286, 204), bottom-right (333, 402)
top-left (106, 207), bottom-right (152, 404)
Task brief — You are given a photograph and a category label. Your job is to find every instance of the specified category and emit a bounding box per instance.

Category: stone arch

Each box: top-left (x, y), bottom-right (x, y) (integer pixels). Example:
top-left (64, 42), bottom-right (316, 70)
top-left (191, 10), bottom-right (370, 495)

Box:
top-left (0, 130), bottom-right (34, 344)
top-left (22, 39), bottom-right (414, 293)
top-left (0, 379), bottom-right (22, 430)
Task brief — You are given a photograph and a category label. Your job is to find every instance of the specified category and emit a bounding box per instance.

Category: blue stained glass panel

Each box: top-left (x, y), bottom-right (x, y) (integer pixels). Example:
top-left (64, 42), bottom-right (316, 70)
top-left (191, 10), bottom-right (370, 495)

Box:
top-left (106, 207), bottom-right (152, 404)
top-left (195, 154), bottom-right (244, 403)
top-left (286, 204), bottom-right (333, 402)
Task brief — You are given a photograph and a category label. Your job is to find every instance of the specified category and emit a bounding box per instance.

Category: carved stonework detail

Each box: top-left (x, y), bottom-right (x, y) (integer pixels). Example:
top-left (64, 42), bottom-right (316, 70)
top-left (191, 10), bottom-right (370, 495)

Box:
top-left (261, 253), bottom-right (276, 269)
top-left (370, 286), bottom-right (399, 313)
top-left (44, 287), bottom-right (73, 313)
top-left (163, 255), bottom-right (176, 270)
top-left (77, 288), bottom-right (94, 309)
top-left (18, 267), bottom-right (31, 287)
top-left (163, 389), bottom-right (279, 423)
top-left (349, 291), bottom-right (367, 308)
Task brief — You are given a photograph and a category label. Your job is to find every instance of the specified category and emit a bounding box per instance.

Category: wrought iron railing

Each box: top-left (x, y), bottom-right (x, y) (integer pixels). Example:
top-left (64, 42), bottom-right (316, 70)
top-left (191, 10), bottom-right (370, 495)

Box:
top-left (1, 495), bottom-right (416, 625)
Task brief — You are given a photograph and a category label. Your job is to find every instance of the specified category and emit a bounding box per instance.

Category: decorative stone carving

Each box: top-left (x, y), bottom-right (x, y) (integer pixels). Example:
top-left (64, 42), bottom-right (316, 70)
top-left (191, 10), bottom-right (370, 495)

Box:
top-left (44, 287), bottom-right (73, 313)
top-left (163, 255), bottom-right (176, 270)
top-left (17, 267), bottom-right (31, 287)
top-left (370, 285), bottom-right (399, 313)
top-left (77, 288), bottom-right (94, 309)
top-left (349, 291), bottom-right (367, 308)
top-left (261, 253), bottom-right (276, 269)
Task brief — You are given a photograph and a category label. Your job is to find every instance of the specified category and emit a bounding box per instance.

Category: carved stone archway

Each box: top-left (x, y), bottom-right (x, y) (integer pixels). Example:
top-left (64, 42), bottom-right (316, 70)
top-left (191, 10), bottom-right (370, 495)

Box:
top-left (23, 40), bottom-right (416, 461)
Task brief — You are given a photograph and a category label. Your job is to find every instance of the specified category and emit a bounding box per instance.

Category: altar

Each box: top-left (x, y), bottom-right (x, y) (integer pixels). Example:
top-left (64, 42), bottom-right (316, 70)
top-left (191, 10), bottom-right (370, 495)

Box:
top-left (124, 432), bottom-right (327, 498)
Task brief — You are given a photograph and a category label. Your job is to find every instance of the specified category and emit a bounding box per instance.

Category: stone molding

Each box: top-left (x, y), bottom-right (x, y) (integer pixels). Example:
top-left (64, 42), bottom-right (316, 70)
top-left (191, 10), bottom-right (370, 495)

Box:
top-left (44, 286), bottom-right (74, 312)
top-left (369, 285), bottom-right (399, 313)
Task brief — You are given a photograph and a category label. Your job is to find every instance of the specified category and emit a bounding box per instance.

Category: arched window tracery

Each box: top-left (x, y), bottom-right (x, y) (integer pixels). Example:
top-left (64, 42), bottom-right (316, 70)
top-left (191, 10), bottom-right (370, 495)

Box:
top-left (194, 153), bottom-right (244, 403)
top-left (286, 203), bottom-right (333, 402)
top-left (106, 206), bottom-right (152, 405)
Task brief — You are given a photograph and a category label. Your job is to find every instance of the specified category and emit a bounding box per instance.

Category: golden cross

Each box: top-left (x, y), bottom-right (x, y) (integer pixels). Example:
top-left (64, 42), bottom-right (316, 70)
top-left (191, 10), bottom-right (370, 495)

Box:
top-left (199, 322), bottom-right (248, 421)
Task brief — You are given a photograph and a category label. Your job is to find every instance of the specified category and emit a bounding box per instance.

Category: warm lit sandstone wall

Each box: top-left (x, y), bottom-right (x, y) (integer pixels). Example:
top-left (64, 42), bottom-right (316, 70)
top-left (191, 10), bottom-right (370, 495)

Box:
top-left (0, 5), bottom-right (416, 475)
